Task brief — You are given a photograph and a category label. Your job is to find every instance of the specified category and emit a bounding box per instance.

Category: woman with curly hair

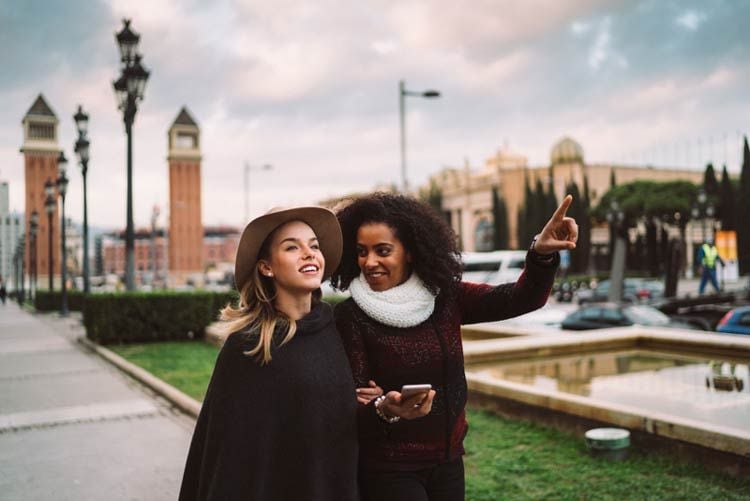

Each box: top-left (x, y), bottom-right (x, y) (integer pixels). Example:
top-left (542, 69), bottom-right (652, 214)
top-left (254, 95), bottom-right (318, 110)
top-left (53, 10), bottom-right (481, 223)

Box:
top-left (332, 192), bottom-right (578, 500)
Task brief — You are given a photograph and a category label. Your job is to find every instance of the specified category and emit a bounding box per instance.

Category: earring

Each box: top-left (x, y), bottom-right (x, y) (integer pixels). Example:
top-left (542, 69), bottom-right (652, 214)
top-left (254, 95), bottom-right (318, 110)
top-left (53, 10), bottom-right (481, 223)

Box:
top-left (266, 272), bottom-right (273, 277)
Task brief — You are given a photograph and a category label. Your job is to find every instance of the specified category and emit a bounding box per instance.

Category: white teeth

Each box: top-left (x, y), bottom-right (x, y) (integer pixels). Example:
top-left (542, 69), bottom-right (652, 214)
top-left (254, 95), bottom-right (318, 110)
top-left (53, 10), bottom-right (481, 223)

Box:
top-left (300, 265), bottom-right (318, 273)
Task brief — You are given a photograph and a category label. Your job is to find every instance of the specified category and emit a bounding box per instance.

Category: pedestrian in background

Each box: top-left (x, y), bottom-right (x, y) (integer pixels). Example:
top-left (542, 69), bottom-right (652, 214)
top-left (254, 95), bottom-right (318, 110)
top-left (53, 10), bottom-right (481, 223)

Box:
top-left (332, 192), bottom-right (578, 501)
top-left (0, 280), bottom-right (7, 305)
top-left (698, 235), bottom-right (724, 294)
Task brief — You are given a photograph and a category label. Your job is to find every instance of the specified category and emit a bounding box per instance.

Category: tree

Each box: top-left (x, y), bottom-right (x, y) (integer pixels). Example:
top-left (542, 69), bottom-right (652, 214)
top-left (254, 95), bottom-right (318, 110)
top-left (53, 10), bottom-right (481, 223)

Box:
top-left (564, 180), bottom-right (586, 273)
top-left (739, 136), bottom-right (750, 274)
top-left (593, 180), bottom-right (698, 227)
top-left (419, 179), bottom-right (443, 215)
top-left (517, 173), bottom-right (535, 248)
top-left (579, 175), bottom-right (592, 273)
top-left (719, 165), bottom-right (736, 231)
top-left (703, 163), bottom-right (719, 197)
top-left (491, 188), bottom-right (509, 249)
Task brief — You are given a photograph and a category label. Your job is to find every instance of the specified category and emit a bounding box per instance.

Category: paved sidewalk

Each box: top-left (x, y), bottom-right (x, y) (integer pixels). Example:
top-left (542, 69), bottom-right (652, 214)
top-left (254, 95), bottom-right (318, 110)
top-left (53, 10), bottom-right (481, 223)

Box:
top-left (0, 302), bottom-right (195, 501)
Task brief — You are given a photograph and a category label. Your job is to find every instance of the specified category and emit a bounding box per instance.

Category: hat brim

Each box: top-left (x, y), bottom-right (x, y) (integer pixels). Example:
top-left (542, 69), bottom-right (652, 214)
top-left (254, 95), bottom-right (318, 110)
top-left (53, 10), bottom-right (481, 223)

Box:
top-left (234, 206), bottom-right (342, 292)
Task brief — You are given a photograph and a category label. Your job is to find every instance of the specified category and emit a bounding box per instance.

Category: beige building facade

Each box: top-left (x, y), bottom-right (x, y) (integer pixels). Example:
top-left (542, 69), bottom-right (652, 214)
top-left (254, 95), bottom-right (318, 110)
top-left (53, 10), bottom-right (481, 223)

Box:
top-left (428, 137), bottom-right (704, 252)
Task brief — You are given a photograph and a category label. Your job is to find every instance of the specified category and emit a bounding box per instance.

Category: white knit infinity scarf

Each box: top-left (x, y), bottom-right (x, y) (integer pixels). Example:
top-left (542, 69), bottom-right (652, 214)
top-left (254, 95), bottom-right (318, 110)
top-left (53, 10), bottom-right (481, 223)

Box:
top-left (349, 272), bottom-right (436, 328)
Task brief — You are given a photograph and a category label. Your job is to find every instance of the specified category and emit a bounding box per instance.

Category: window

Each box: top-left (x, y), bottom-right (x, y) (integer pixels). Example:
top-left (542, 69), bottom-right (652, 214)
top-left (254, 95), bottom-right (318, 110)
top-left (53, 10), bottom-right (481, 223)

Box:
top-left (29, 123), bottom-right (54, 140)
top-left (176, 133), bottom-right (196, 149)
top-left (474, 218), bottom-right (494, 252)
top-left (739, 313), bottom-right (750, 326)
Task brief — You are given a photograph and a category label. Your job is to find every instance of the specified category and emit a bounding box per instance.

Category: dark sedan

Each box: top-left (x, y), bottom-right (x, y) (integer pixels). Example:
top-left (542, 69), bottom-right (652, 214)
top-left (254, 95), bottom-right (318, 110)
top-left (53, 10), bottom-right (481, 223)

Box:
top-left (561, 304), bottom-right (700, 331)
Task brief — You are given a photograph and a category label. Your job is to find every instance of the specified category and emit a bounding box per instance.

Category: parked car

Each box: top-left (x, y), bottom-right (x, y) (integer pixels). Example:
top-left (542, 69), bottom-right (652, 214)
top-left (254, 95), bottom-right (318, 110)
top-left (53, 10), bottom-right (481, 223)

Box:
top-left (461, 251), bottom-right (527, 285)
top-left (576, 278), bottom-right (664, 304)
top-left (561, 303), bottom-right (700, 331)
top-left (716, 306), bottom-right (750, 335)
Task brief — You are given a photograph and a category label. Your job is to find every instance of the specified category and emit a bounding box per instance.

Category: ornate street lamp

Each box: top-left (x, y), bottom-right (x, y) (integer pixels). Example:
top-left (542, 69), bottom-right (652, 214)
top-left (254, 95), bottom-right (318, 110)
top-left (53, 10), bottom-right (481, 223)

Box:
top-left (57, 153), bottom-right (69, 316)
top-left (44, 178), bottom-right (56, 291)
top-left (29, 210), bottom-right (39, 302)
top-left (74, 105), bottom-right (91, 293)
top-left (399, 80), bottom-right (440, 193)
top-left (113, 19), bottom-right (150, 291)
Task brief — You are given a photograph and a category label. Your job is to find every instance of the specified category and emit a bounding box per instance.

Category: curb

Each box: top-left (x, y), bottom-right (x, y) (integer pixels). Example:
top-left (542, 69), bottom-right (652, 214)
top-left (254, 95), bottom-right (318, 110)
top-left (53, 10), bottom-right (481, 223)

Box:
top-left (77, 336), bottom-right (202, 419)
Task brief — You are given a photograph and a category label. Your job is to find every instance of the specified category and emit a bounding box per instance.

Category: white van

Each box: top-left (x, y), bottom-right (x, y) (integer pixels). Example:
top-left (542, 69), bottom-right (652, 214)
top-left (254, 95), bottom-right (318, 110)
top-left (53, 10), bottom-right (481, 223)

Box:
top-left (461, 250), bottom-right (527, 285)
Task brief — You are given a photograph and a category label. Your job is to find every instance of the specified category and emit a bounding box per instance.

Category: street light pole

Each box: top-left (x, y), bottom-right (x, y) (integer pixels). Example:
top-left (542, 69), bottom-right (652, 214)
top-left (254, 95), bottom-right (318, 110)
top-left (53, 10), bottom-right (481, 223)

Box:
top-left (74, 105), bottom-right (91, 293)
top-left (44, 178), bottom-right (56, 291)
top-left (244, 162), bottom-right (273, 221)
top-left (57, 153), bottom-right (69, 316)
top-left (113, 19), bottom-right (150, 291)
top-left (30, 210), bottom-right (39, 302)
top-left (398, 79), bottom-right (440, 193)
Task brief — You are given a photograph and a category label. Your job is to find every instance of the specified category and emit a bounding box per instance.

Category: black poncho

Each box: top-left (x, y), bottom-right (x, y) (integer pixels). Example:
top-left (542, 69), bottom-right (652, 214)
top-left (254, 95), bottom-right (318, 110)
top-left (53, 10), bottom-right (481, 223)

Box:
top-left (179, 302), bottom-right (359, 500)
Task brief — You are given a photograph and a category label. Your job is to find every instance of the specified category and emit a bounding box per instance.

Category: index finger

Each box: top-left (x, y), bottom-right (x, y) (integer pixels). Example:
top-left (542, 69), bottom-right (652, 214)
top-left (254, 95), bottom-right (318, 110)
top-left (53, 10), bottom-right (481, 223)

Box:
top-left (552, 194), bottom-right (573, 220)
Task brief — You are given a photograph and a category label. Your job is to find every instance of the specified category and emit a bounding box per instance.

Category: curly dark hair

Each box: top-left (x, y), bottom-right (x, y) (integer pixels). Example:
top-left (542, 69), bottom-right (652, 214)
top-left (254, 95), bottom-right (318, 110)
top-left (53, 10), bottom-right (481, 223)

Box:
top-left (330, 192), bottom-right (462, 296)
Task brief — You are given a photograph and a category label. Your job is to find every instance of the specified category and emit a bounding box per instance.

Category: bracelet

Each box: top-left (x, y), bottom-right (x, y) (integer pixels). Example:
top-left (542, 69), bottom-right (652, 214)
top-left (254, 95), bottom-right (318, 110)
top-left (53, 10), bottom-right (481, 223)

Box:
top-left (374, 395), bottom-right (400, 424)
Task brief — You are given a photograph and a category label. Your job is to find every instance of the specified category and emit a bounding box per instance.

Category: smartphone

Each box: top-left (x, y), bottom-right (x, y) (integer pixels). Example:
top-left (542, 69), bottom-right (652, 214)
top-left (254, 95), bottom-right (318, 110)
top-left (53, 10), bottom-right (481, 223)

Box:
top-left (400, 384), bottom-right (432, 399)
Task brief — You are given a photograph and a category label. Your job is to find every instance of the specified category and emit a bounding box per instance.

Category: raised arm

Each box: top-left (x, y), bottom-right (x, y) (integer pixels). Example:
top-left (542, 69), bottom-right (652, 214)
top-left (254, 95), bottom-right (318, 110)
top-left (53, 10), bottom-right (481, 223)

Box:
top-left (460, 195), bottom-right (579, 324)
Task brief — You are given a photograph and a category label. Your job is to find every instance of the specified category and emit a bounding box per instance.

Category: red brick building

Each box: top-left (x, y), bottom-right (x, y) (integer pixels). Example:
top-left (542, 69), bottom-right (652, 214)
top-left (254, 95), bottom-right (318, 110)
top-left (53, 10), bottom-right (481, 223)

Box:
top-left (21, 94), bottom-right (62, 289)
top-left (168, 107), bottom-right (203, 283)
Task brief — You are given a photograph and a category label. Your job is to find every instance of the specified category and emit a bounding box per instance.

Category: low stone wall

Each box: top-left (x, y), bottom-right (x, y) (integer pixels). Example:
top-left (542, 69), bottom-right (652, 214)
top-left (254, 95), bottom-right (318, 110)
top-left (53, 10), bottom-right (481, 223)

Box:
top-left (462, 325), bottom-right (750, 472)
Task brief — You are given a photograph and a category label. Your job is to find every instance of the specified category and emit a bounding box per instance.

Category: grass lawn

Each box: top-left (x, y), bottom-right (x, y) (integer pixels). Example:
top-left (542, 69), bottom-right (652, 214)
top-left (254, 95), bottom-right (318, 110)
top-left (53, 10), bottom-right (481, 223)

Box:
top-left (113, 340), bottom-right (750, 500)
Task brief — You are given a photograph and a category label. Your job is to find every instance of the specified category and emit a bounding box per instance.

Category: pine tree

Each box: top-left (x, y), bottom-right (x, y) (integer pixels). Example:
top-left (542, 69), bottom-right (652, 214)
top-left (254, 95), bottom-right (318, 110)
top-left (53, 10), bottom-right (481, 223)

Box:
top-left (703, 163), bottom-right (719, 197)
top-left (719, 165), bottom-right (736, 231)
top-left (580, 175), bottom-right (592, 274)
top-left (738, 137), bottom-right (750, 274)
top-left (491, 188), bottom-right (509, 250)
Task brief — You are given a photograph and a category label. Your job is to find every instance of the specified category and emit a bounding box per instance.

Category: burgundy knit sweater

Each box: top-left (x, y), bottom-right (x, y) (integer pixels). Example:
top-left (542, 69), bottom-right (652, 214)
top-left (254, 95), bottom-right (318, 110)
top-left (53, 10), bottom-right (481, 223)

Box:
top-left (334, 251), bottom-right (558, 471)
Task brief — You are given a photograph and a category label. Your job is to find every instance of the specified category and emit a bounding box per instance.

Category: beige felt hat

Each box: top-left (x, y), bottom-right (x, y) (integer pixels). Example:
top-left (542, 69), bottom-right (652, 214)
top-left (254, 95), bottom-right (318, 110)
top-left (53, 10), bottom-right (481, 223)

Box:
top-left (234, 206), bottom-right (342, 292)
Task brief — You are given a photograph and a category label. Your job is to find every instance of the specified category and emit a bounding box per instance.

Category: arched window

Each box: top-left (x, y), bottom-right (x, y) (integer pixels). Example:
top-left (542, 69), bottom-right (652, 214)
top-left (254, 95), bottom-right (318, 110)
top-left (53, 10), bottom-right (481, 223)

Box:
top-left (475, 218), bottom-right (494, 252)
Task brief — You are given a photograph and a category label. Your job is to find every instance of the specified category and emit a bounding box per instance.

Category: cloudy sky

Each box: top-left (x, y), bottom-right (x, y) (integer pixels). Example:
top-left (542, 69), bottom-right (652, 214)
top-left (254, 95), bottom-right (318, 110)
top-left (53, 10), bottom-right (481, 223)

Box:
top-left (1, 0), bottom-right (748, 230)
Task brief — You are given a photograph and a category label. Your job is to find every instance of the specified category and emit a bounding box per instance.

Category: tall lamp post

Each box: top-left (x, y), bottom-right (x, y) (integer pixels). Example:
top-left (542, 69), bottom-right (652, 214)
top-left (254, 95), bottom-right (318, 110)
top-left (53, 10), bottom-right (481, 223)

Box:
top-left (244, 162), bottom-right (273, 222)
top-left (74, 105), bottom-right (91, 293)
top-left (57, 153), bottom-right (69, 316)
top-left (399, 80), bottom-right (440, 193)
top-left (44, 178), bottom-right (56, 291)
top-left (113, 18), bottom-right (150, 291)
top-left (29, 210), bottom-right (39, 302)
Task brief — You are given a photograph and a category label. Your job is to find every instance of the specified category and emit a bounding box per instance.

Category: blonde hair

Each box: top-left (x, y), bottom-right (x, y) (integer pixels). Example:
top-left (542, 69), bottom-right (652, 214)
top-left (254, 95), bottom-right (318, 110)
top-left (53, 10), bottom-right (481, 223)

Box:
top-left (215, 233), bottom-right (298, 364)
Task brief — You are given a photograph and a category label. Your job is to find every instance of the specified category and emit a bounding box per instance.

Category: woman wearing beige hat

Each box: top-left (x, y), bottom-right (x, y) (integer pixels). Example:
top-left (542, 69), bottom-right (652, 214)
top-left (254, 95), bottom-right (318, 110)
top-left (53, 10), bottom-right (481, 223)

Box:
top-left (179, 206), bottom-right (361, 501)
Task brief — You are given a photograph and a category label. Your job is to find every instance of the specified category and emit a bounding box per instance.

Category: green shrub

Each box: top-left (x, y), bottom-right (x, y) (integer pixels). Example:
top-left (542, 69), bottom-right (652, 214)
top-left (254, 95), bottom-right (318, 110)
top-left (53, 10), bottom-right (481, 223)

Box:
top-left (84, 291), bottom-right (239, 345)
top-left (34, 290), bottom-right (86, 312)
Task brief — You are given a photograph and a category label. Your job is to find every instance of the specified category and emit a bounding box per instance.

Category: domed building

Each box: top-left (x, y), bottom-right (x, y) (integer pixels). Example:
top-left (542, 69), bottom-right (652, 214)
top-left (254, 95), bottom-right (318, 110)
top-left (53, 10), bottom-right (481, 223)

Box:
top-left (550, 137), bottom-right (584, 165)
top-left (425, 137), bottom-right (703, 267)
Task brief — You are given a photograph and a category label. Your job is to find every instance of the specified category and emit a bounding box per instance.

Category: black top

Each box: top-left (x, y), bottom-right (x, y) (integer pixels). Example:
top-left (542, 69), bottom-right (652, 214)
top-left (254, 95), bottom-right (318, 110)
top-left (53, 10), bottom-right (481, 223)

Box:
top-left (179, 301), bottom-right (359, 501)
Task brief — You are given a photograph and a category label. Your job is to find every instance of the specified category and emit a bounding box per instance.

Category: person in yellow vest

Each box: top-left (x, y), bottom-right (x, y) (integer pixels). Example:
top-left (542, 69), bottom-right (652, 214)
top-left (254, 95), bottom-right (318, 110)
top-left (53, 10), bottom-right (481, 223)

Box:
top-left (698, 236), bottom-right (725, 294)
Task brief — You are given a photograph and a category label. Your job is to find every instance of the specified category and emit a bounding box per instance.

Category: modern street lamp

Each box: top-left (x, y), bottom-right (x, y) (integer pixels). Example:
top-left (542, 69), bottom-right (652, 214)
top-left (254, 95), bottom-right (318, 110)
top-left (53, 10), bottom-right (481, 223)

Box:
top-left (113, 18), bottom-right (150, 291)
top-left (74, 105), bottom-right (91, 293)
top-left (30, 210), bottom-right (39, 302)
top-left (44, 178), bottom-right (56, 291)
top-left (56, 153), bottom-right (69, 316)
top-left (399, 79), bottom-right (440, 193)
top-left (244, 162), bottom-right (273, 222)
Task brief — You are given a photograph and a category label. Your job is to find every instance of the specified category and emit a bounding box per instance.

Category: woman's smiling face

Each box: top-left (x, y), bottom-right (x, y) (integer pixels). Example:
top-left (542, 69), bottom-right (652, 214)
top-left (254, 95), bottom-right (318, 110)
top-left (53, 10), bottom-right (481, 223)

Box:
top-left (356, 222), bottom-right (412, 291)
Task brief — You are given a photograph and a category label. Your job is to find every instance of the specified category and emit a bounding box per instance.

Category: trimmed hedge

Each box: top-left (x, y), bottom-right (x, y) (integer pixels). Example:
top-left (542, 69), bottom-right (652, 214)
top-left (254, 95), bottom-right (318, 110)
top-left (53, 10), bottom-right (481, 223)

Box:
top-left (35, 290), bottom-right (86, 312)
top-left (84, 291), bottom-right (238, 345)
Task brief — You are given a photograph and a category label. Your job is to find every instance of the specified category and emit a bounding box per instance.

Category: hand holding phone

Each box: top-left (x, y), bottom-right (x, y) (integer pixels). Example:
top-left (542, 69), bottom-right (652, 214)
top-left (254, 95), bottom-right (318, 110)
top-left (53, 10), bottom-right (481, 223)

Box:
top-left (400, 384), bottom-right (432, 399)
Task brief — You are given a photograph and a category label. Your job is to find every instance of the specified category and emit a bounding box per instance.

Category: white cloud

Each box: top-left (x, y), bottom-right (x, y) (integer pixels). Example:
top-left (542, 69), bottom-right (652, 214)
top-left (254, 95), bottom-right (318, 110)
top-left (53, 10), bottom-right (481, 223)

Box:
top-left (675, 10), bottom-right (706, 31)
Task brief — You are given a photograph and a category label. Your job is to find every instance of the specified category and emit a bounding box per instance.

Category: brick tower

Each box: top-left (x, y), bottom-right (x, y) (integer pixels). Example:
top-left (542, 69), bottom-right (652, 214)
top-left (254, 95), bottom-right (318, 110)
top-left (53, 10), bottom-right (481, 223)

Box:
top-left (167, 107), bottom-right (203, 284)
top-left (21, 94), bottom-right (61, 289)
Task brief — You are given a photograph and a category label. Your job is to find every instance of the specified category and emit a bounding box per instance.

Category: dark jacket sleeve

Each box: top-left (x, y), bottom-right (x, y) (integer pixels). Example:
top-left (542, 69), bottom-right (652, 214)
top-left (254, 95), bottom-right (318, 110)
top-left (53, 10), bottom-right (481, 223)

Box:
top-left (334, 301), bottom-right (391, 437)
top-left (458, 250), bottom-right (559, 325)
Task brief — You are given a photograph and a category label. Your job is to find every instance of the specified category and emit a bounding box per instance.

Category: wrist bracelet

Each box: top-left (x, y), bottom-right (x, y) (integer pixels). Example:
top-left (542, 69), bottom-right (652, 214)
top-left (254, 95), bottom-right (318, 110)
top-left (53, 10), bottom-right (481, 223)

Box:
top-left (374, 395), bottom-right (400, 424)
